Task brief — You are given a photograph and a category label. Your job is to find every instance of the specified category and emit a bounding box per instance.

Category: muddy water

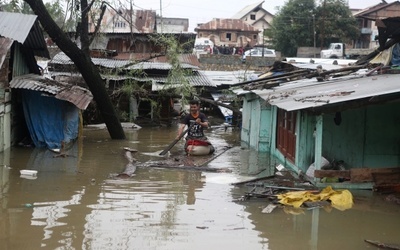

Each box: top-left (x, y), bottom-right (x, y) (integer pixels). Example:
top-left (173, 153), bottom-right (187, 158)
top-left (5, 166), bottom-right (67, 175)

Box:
top-left (0, 124), bottom-right (399, 250)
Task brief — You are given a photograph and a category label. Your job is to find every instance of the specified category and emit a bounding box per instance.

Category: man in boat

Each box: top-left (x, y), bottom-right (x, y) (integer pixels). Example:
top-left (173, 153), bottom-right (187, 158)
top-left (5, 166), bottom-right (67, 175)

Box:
top-left (177, 100), bottom-right (215, 155)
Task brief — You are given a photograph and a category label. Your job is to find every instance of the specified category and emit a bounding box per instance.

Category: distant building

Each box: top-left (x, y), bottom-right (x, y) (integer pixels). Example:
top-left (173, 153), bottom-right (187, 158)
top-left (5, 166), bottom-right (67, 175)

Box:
top-left (88, 7), bottom-right (194, 57)
top-left (156, 17), bottom-right (189, 33)
top-left (195, 18), bottom-right (259, 48)
top-left (231, 1), bottom-right (274, 46)
top-left (352, 1), bottom-right (400, 49)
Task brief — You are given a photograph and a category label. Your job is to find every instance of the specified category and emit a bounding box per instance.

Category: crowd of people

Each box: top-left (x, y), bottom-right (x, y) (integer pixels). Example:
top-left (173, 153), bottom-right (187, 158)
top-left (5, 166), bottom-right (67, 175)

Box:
top-left (212, 45), bottom-right (247, 55)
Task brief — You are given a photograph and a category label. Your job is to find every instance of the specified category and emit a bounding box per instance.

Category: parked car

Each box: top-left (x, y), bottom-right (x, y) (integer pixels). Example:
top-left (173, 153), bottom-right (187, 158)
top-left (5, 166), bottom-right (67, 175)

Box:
top-left (242, 48), bottom-right (276, 62)
top-left (193, 44), bottom-right (212, 55)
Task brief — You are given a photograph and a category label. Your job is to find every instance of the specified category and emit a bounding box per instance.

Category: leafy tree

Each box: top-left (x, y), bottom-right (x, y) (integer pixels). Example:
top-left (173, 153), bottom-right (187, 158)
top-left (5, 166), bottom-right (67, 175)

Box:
top-left (2, 0), bottom-right (64, 19)
top-left (154, 35), bottom-right (196, 106)
top-left (265, 0), bottom-right (359, 56)
top-left (25, 0), bottom-right (126, 139)
top-left (265, 0), bottom-right (316, 57)
top-left (43, 0), bottom-right (65, 29)
top-left (2, 0), bottom-right (22, 12)
top-left (316, 0), bottom-right (359, 47)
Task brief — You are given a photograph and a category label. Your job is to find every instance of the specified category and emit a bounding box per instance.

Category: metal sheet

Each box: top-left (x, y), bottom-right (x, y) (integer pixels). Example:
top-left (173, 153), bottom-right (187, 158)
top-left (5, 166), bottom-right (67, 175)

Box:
top-left (252, 73), bottom-right (400, 111)
top-left (0, 12), bottom-right (49, 58)
top-left (10, 74), bottom-right (93, 110)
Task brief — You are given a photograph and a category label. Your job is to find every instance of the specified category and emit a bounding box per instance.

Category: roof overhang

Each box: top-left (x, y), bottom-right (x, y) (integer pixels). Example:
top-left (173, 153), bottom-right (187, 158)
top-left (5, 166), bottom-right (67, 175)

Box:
top-left (10, 74), bottom-right (93, 110)
top-left (251, 73), bottom-right (400, 112)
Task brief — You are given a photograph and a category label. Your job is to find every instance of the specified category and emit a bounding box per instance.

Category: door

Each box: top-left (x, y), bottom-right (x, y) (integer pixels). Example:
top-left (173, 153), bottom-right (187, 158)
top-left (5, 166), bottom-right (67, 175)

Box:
top-left (276, 109), bottom-right (296, 163)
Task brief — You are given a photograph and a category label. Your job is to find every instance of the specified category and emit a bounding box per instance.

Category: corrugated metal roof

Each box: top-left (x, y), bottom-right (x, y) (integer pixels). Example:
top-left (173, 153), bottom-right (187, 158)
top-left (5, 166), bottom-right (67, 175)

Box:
top-left (113, 53), bottom-right (200, 67)
top-left (0, 12), bottom-right (36, 43)
top-left (50, 52), bottom-right (199, 70)
top-left (201, 70), bottom-right (257, 86)
top-left (195, 18), bottom-right (259, 32)
top-left (51, 52), bottom-right (130, 67)
top-left (251, 73), bottom-right (400, 111)
top-left (127, 61), bottom-right (199, 70)
top-left (0, 12), bottom-right (49, 58)
top-left (47, 67), bottom-right (212, 90)
top-left (150, 70), bottom-right (215, 87)
top-left (9, 74), bottom-right (93, 110)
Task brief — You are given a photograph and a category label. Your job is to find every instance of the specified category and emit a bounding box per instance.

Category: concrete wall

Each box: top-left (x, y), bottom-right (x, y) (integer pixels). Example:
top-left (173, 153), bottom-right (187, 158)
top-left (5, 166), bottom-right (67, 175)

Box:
top-left (198, 54), bottom-right (277, 71)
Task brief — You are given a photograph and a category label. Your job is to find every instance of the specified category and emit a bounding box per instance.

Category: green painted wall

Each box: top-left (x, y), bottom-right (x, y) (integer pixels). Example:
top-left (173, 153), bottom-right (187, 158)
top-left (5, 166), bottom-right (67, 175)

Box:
top-left (249, 99), bottom-right (261, 149)
top-left (242, 93), bottom-right (400, 176)
top-left (259, 103), bottom-right (272, 152)
top-left (296, 111), bottom-right (316, 172)
top-left (364, 102), bottom-right (400, 167)
top-left (240, 94), bottom-right (252, 147)
top-left (322, 102), bottom-right (400, 168)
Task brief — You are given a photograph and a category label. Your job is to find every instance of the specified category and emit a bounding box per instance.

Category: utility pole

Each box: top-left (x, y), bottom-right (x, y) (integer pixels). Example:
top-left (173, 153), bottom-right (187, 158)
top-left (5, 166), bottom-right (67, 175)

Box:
top-left (262, 25), bottom-right (265, 57)
top-left (320, 0), bottom-right (326, 49)
top-left (313, 14), bottom-right (316, 58)
top-left (160, 0), bottom-right (163, 33)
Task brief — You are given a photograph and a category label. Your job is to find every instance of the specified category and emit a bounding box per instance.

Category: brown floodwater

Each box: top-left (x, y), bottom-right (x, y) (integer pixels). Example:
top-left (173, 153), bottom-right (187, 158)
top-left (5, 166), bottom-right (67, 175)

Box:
top-left (0, 123), bottom-right (399, 250)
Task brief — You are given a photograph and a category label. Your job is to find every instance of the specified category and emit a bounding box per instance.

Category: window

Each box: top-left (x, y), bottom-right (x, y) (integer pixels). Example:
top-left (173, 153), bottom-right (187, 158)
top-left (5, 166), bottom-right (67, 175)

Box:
top-left (226, 33), bottom-right (231, 41)
top-left (114, 21), bottom-right (126, 28)
top-left (253, 34), bottom-right (257, 40)
top-left (250, 14), bottom-right (256, 20)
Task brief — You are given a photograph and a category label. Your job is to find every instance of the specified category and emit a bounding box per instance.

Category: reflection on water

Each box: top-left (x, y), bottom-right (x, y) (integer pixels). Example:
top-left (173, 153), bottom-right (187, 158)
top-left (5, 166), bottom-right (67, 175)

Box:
top-left (0, 126), bottom-right (399, 250)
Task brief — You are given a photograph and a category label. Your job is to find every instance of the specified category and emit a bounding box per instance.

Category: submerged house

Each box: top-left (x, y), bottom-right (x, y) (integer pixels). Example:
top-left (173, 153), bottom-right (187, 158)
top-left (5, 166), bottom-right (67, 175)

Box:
top-left (47, 52), bottom-right (214, 125)
top-left (238, 63), bottom-right (400, 189)
top-left (236, 17), bottom-right (400, 189)
top-left (0, 12), bottom-right (93, 151)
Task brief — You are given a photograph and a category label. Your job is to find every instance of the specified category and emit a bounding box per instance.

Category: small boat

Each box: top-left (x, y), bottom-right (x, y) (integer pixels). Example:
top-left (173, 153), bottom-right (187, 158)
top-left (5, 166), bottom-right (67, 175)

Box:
top-left (185, 139), bottom-right (215, 156)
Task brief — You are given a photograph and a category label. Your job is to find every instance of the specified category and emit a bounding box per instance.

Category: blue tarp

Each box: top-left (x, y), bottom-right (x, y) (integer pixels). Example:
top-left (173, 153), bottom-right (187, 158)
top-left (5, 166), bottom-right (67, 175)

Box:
top-left (391, 43), bottom-right (400, 66)
top-left (22, 90), bottom-right (79, 149)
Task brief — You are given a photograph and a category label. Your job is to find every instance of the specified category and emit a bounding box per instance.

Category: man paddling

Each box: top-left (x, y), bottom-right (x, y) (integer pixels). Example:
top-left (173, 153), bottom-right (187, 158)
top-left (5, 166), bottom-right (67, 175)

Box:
top-left (177, 100), bottom-right (214, 154)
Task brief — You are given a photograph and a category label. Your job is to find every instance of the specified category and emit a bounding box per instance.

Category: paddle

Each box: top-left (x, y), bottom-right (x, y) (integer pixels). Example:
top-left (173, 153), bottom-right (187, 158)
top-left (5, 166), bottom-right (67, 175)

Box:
top-left (159, 127), bottom-right (189, 156)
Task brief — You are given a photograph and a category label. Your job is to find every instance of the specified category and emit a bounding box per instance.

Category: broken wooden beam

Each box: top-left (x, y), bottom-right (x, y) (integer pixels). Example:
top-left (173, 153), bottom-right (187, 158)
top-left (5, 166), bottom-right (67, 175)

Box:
top-left (314, 167), bottom-right (400, 183)
top-left (137, 162), bottom-right (231, 173)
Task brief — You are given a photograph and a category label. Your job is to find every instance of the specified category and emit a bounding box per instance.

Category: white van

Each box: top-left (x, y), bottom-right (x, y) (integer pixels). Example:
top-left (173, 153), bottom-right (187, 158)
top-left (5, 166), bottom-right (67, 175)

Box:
top-left (193, 38), bottom-right (214, 55)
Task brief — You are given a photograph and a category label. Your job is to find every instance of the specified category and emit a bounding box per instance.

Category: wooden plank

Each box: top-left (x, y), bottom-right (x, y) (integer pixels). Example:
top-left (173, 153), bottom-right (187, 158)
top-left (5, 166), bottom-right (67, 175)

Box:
top-left (372, 172), bottom-right (400, 185)
top-left (314, 170), bottom-right (350, 178)
top-left (350, 168), bottom-right (400, 183)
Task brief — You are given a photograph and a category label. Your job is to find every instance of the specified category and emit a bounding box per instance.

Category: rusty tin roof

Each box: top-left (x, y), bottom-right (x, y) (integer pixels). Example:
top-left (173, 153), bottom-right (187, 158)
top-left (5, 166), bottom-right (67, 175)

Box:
top-left (10, 74), bottom-right (93, 110)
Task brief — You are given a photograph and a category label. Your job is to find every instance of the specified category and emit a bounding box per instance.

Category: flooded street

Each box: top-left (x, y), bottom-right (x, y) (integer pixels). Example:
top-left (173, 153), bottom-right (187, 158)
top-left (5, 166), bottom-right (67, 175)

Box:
top-left (1, 124), bottom-right (399, 250)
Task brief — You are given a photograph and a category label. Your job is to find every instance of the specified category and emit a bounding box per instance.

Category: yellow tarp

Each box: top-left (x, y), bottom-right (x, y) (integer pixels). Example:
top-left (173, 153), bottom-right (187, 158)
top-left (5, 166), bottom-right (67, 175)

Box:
top-left (277, 186), bottom-right (353, 211)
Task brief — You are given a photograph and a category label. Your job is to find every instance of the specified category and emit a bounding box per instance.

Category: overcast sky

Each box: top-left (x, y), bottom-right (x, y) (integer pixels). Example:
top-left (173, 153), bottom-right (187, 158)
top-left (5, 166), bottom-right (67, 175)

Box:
top-left (129, 0), bottom-right (389, 31)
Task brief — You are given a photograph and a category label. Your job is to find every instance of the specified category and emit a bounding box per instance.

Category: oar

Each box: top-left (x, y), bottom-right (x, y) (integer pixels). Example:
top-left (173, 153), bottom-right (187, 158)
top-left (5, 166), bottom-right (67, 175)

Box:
top-left (159, 127), bottom-right (189, 156)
